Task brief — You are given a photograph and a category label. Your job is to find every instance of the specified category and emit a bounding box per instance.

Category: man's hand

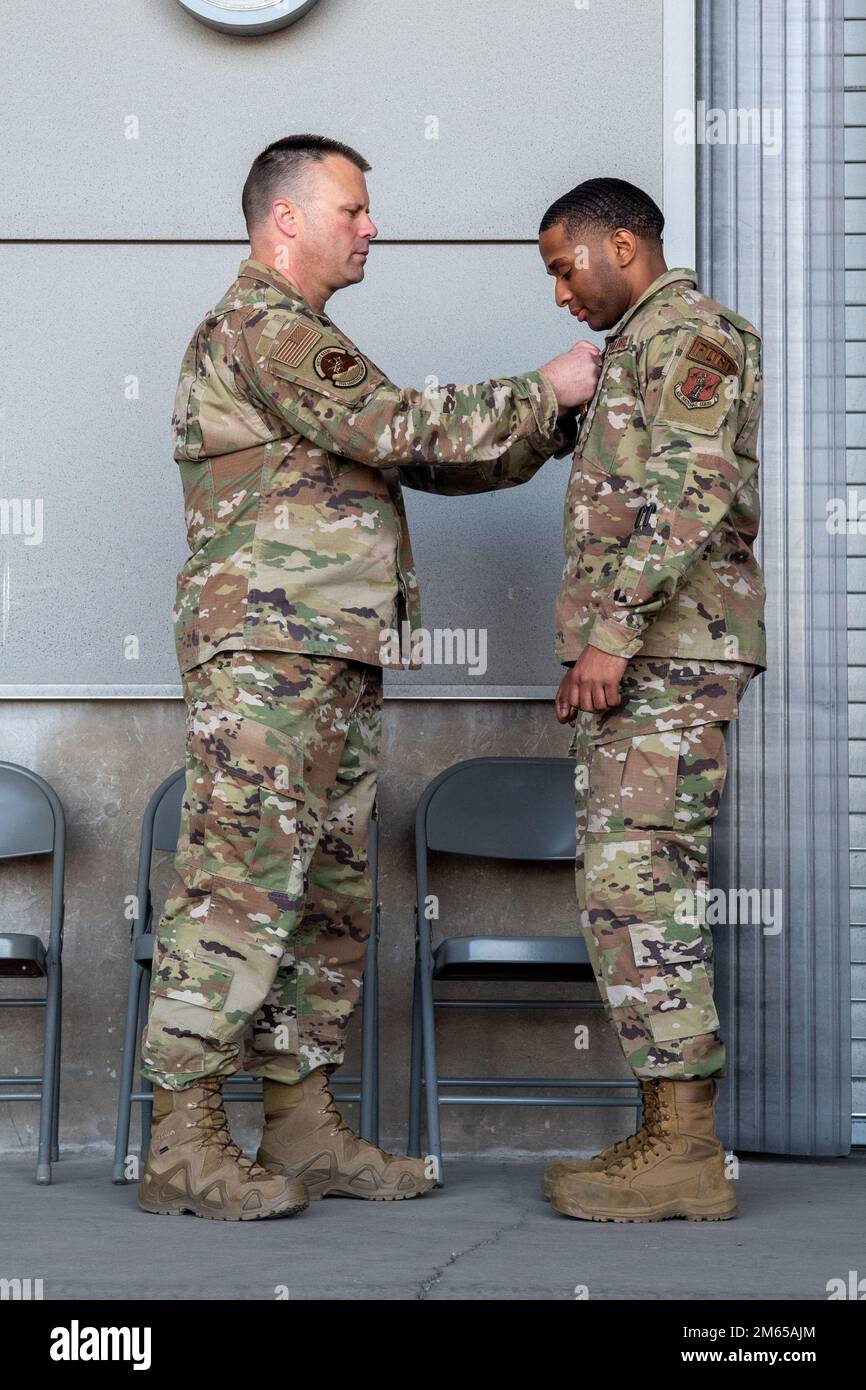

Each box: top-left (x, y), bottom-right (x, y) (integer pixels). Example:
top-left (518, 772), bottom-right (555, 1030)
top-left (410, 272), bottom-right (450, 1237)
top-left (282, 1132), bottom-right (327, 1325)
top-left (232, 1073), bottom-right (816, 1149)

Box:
top-left (540, 341), bottom-right (602, 410)
top-left (555, 645), bottom-right (629, 723)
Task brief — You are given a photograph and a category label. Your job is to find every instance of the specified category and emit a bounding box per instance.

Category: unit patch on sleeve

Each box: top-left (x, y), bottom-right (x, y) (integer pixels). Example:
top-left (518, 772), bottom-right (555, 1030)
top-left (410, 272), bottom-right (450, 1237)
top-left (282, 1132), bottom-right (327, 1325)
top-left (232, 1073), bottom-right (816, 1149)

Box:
top-left (655, 332), bottom-right (740, 436)
top-left (313, 346), bottom-right (368, 389)
top-left (266, 320), bottom-right (380, 405)
top-left (674, 365), bottom-right (723, 410)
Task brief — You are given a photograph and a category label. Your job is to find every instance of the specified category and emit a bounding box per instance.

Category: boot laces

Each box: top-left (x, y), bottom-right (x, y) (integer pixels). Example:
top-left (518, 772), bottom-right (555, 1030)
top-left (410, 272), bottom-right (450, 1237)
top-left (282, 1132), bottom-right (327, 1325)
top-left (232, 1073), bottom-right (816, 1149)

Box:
top-left (601, 1082), bottom-right (659, 1159)
top-left (321, 1082), bottom-right (399, 1165)
top-left (607, 1086), bottom-right (674, 1173)
top-left (188, 1084), bottom-right (267, 1177)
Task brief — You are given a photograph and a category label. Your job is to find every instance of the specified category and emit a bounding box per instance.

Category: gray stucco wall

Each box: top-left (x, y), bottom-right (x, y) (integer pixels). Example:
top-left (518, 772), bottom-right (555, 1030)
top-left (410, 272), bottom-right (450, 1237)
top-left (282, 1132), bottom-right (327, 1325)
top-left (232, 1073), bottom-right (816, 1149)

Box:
top-left (1, 700), bottom-right (636, 1157)
top-left (0, 0), bottom-right (664, 1157)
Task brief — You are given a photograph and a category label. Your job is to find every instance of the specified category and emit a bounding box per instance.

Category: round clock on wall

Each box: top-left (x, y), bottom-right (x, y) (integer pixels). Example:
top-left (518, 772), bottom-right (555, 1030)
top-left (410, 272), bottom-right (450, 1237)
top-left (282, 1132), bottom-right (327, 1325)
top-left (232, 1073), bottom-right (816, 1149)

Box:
top-left (176, 0), bottom-right (321, 35)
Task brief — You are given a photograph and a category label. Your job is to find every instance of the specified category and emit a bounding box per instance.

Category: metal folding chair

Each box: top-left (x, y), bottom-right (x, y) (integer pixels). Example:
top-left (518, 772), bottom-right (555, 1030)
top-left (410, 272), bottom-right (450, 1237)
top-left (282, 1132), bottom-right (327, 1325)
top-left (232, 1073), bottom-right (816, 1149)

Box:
top-left (0, 763), bottom-right (66, 1184)
top-left (112, 769), bottom-right (381, 1182)
top-left (408, 756), bottom-right (640, 1181)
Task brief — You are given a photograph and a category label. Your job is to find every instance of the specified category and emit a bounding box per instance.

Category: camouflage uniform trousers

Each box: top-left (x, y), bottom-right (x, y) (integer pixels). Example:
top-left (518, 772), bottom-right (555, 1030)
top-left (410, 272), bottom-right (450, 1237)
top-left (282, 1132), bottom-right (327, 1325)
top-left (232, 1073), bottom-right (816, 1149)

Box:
top-left (570, 656), bottom-right (755, 1080)
top-left (140, 649), bottom-right (382, 1090)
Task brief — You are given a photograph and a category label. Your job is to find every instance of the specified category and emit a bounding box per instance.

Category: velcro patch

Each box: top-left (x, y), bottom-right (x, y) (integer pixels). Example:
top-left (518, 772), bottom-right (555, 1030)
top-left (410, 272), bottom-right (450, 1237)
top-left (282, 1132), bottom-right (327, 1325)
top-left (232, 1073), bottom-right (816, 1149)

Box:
top-left (607, 335), bottom-right (631, 353)
top-left (655, 333), bottom-right (739, 436)
top-left (271, 321), bottom-right (323, 369)
top-left (674, 366), bottom-right (722, 410)
top-left (313, 345), bottom-right (368, 389)
top-left (686, 335), bottom-right (737, 377)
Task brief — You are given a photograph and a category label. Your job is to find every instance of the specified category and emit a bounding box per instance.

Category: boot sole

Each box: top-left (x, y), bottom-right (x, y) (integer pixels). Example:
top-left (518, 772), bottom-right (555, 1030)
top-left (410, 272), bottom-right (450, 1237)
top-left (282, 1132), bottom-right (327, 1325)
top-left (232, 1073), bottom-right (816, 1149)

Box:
top-left (138, 1196), bottom-right (308, 1220)
top-left (551, 1196), bottom-right (737, 1223)
top-left (257, 1153), bottom-right (434, 1201)
top-left (303, 1185), bottom-right (433, 1202)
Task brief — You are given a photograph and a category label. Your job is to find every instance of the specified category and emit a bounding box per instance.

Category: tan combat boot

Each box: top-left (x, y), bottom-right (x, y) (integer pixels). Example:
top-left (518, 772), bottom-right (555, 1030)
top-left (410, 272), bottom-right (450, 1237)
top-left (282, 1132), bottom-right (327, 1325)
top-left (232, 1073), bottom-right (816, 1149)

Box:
top-left (550, 1077), bottom-right (737, 1222)
top-left (256, 1070), bottom-right (435, 1201)
top-left (138, 1078), bottom-right (309, 1220)
top-left (541, 1079), bottom-right (660, 1199)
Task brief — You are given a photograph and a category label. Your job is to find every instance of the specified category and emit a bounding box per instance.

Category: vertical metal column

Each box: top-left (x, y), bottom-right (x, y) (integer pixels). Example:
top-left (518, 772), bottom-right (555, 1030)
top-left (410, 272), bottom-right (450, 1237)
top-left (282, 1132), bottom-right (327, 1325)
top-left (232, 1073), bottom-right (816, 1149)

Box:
top-left (697, 0), bottom-right (851, 1154)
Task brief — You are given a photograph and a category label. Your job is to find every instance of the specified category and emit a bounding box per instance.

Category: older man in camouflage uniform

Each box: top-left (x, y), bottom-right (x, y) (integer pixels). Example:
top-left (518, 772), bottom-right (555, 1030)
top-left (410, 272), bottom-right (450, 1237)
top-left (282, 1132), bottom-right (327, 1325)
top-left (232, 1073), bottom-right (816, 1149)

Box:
top-left (536, 179), bottom-right (765, 1222)
top-left (137, 135), bottom-right (600, 1220)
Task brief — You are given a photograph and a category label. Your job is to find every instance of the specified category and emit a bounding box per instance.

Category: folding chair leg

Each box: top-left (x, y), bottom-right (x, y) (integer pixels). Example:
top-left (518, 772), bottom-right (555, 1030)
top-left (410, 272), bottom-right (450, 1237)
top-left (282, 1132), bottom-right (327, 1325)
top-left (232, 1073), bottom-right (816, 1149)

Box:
top-left (418, 958), bottom-right (443, 1183)
top-left (408, 951), bottom-right (423, 1156)
top-left (359, 911), bottom-right (379, 1145)
top-left (36, 957), bottom-right (61, 1184)
top-left (50, 959), bottom-right (62, 1162)
top-left (370, 991), bottom-right (380, 1150)
top-left (137, 968), bottom-right (154, 1155)
top-left (112, 957), bottom-right (145, 1184)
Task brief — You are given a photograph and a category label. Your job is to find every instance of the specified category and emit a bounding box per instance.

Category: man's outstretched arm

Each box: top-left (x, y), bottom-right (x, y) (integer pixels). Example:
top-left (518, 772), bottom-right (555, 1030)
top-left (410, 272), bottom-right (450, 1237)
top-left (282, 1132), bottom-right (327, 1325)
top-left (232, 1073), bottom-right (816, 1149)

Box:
top-left (238, 312), bottom-right (599, 471)
top-left (397, 407), bottom-right (582, 495)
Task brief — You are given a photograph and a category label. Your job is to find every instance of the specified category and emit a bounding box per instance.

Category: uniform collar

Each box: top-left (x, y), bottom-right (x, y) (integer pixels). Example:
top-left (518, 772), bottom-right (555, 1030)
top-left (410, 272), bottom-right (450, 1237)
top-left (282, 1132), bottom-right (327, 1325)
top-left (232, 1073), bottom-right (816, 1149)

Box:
top-left (605, 266), bottom-right (697, 343)
top-left (237, 257), bottom-right (331, 324)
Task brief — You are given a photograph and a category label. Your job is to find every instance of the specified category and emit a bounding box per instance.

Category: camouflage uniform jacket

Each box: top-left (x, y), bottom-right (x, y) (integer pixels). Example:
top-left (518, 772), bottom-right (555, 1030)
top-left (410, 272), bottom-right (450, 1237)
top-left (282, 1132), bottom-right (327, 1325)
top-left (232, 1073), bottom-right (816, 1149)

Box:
top-left (555, 267), bottom-right (766, 672)
top-left (172, 257), bottom-right (574, 674)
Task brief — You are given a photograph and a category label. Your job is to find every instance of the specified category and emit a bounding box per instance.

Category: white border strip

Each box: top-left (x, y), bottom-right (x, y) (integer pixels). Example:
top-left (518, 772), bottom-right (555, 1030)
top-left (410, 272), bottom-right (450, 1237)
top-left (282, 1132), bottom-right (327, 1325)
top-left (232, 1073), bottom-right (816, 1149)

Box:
top-left (662, 0), bottom-right (697, 268)
top-left (7, 8), bottom-right (695, 702)
top-left (0, 685), bottom-right (560, 701)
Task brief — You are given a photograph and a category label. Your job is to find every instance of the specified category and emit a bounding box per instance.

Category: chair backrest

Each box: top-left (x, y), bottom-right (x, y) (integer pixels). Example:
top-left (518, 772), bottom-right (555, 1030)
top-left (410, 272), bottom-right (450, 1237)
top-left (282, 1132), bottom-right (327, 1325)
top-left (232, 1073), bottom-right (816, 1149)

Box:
top-left (0, 762), bottom-right (66, 951)
top-left (417, 757), bottom-right (577, 863)
top-left (133, 768), bottom-right (380, 938)
top-left (0, 763), bottom-right (61, 858)
top-left (131, 769), bottom-right (186, 938)
top-left (152, 772), bottom-right (186, 853)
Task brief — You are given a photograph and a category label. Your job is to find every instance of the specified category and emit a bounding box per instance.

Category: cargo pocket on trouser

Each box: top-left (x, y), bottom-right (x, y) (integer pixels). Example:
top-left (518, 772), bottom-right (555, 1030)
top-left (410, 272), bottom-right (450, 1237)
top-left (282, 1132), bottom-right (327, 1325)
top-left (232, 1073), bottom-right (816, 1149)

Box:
top-left (143, 948), bottom-right (238, 1084)
top-left (581, 699), bottom-right (735, 1074)
top-left (142, 718), bottom-right (308, 1084)
top-left (626, 917), bottom-right (720, 1048)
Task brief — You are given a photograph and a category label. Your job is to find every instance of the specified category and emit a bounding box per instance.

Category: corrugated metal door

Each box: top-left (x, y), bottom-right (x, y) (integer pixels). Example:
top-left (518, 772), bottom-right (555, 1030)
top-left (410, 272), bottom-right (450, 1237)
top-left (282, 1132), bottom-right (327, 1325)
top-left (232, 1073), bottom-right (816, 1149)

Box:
top-left (697, 0), bottom-right (852, 1154)
top-left (846, 1), bottom-right (866, 1146)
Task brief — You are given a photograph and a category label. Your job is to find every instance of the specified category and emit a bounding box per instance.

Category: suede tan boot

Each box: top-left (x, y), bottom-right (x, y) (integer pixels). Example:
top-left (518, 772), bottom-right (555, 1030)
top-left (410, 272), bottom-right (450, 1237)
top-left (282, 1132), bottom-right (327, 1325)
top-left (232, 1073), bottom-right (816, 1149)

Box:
top-left (138, 1079), bottom-right (309, 1220)
top-left (256, 1071), bottom-right (435, 1201)
top-left (550, 1078), bottom-right (737, 1222)
top-left (541, 1079), bottom-right (660, 1198)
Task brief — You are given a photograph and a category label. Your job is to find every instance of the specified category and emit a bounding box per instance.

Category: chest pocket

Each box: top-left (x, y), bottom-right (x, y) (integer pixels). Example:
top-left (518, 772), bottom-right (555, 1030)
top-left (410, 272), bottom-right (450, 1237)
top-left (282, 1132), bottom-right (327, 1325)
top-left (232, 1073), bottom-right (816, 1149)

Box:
top-left (577, 344), bottom-right (640, 476)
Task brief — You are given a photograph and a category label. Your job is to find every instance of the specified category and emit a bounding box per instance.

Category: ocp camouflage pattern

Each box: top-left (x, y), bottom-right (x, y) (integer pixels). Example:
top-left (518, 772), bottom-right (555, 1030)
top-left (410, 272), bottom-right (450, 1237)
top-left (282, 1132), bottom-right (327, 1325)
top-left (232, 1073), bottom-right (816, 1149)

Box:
top-left (570, 656), bottom-right (755, 1079)
top-left (141, 649), bottom-right (382, 1089)
top-left (172, 258), bottom-right (574, 677)
top-left (556, 268), bottom-right (766, 671)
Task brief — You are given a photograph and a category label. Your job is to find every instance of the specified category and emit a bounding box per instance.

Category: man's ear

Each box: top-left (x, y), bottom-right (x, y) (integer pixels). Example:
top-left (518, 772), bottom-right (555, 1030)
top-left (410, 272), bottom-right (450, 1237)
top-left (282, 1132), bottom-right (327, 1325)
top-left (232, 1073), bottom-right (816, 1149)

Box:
top-left (611, 227), bottom-right (637, 268)
top-left (272, 198), bottom-right (299, 240)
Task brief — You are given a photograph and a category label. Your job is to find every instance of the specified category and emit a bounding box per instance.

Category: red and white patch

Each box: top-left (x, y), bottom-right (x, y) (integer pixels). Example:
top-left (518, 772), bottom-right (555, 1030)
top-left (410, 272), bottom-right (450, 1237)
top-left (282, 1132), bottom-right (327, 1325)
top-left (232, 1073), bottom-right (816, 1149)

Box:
top-left (674, 365), bottom-right (723, 409)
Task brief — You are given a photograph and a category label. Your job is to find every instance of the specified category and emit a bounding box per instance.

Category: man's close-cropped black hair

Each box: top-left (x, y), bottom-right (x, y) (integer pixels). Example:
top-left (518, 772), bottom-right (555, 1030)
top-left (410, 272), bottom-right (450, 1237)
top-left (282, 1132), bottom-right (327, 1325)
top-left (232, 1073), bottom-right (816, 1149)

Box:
top-left (242, 134), bottom-right (371, 234)
top-left (539, 177), bottom-right (664, 243)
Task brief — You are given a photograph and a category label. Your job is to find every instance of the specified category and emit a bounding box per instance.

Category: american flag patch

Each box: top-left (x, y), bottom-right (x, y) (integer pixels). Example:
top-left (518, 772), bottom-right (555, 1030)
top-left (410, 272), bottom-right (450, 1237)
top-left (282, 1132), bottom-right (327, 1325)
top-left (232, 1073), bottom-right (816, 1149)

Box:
top-left (271, 322), bottom-right (323, 369)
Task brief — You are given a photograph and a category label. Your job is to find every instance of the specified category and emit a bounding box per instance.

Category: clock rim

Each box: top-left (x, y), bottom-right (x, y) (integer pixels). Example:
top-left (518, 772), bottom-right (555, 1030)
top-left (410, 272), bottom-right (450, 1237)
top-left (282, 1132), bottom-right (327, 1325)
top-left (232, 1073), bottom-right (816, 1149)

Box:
top-left (175, 0), bottom-right (321, 34)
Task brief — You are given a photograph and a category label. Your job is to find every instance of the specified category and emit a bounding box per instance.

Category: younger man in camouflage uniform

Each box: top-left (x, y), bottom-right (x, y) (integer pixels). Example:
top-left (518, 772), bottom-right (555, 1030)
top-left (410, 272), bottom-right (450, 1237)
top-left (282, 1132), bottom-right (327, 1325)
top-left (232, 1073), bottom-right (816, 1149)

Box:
top-left (537, 179), bottom-right (765, 1222)
top-left (137, 135), bottom-right (601, 1220)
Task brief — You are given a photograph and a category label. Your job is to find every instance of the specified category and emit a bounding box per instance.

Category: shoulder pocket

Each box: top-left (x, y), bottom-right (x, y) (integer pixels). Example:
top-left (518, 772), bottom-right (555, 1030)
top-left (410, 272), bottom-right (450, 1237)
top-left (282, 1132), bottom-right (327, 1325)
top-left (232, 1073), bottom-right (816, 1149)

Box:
top-left (654, 332), bottom-right (740, 438)
top-left (268, 320), bottom-right (384, 407)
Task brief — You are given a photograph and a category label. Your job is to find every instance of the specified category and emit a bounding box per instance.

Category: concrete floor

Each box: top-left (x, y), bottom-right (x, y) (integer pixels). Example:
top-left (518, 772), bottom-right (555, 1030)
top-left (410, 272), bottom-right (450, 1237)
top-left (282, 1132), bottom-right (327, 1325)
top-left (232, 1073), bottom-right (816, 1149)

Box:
top-left (2, 1151), bottom-right (865, 1300)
